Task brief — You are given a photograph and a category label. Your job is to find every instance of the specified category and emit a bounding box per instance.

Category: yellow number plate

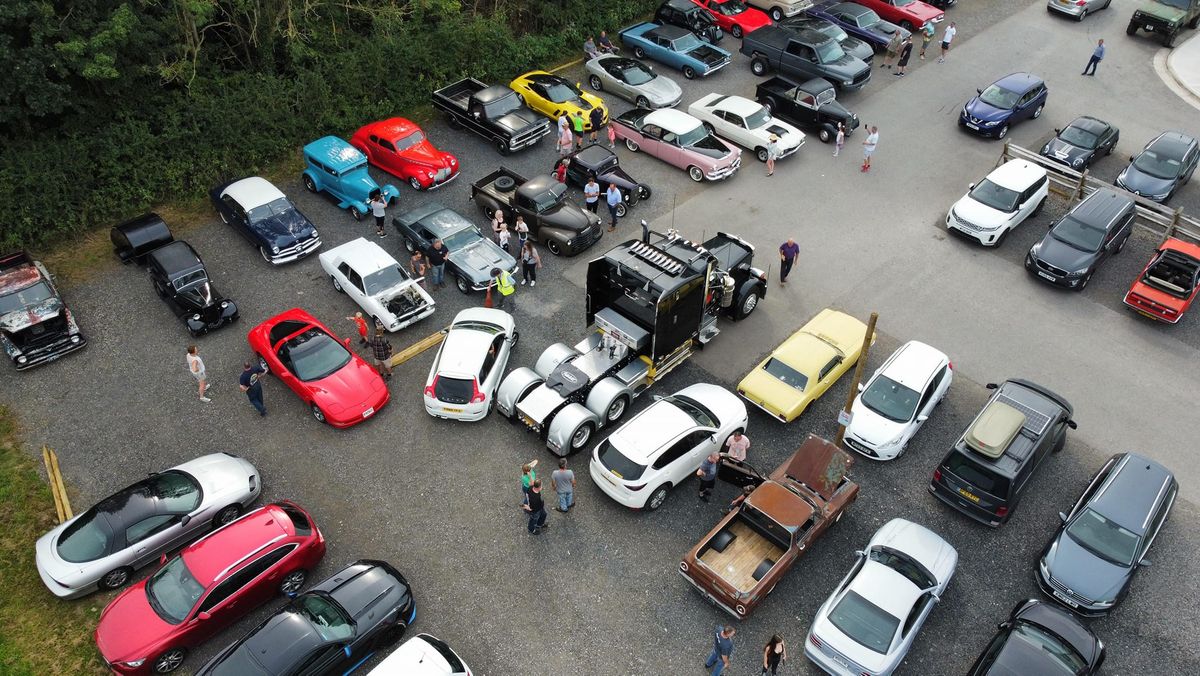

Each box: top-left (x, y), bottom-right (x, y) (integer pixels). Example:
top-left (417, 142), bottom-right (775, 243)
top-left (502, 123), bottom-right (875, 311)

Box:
top-left (1136, 310), bottom-right (1160, 320)
top-left (958, 488), bottom-right (980, 503)
top-left (443, 407), bottom-right (463, 413)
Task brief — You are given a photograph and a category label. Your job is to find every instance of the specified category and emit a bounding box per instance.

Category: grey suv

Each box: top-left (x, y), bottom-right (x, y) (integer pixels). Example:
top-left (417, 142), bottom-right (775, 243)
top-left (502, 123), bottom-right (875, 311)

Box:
top-left (1037, 452), bottom-right (1177, 615)
top-left (929, 379), bottom-right (1076, 527)
top-left (1025, 188), bottom-right (1135, 291)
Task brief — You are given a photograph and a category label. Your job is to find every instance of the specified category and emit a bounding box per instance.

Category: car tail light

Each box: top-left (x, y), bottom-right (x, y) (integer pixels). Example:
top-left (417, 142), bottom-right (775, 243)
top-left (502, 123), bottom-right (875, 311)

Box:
top-left (809, 634), bottom-right (823, 648)
top-left (933, 468), bottom-right (942, 483)
top-left (947, 361), bottom-right (954, 370)
top-left (1075, 0), bottom-right (1086, 5)
top-left (996, 506), bottom-right (1009, 518)
top-left (626, 483), bottom-right (646, 491)
top-left (424, 376), bottom-right (438, 398)
top-left (470, 379), bottom-right (486, 404)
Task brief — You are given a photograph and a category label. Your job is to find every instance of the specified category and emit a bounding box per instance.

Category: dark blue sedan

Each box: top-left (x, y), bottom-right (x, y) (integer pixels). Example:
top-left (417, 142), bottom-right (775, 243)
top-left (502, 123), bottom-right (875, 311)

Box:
top-left (959, 73), bottom-right (1048, 140)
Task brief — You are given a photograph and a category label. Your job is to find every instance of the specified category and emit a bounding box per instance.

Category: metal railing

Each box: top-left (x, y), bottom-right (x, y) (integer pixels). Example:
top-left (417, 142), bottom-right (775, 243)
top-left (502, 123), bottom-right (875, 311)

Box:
top-left (996, 142), bottom-right (1200, 246)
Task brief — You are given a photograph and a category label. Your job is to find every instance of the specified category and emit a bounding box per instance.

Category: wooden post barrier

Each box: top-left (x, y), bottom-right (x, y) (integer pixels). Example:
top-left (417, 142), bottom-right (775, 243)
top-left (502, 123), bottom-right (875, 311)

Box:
top-left (835, 312), bottom-right (879, 448)
top-left (42, 446), bottom-right (72, 524)
top-left (388, 328), bottom-right (448, 368)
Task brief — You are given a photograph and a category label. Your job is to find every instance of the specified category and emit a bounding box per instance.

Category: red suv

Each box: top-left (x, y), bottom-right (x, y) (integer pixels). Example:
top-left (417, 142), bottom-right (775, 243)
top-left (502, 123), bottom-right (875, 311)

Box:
top-left (94, 501), bottom-right (326, 674)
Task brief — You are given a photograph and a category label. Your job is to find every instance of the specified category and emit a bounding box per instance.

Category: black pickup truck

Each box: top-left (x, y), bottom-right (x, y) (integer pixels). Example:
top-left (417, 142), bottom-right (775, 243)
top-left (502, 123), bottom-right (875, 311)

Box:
top-left (470, 168), bottom-right (605, 256)
top-left (756, 76), bottom-right (859, 143)
top-left (432, 78), bottom-right (553, 155)
top-left (741, 25), bottom-right (870, 92)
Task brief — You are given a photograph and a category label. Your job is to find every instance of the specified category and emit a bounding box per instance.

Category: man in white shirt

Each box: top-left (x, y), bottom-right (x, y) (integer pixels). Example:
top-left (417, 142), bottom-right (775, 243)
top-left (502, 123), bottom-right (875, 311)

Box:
top-left (724, 430), bottom-right (750, 463)
top-left (861, 126), bottom-right (879, 173)
top-left (938, 22), bottom-right (957, 63)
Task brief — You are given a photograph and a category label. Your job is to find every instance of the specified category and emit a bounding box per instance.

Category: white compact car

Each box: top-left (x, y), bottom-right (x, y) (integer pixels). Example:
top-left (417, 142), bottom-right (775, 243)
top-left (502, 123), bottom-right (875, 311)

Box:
top-left (424, 308), bottom-right (517, 421)
top-left (319, 238), bottom-right (435, 332)
top-left (843, 341), bottom-right (952, 461)
top-left (590, 383), bottom-right (747, 511)
top-left (368, 634), bottom-right (472, 676)
top-left (806, 519), bottom-right (958, 676)
top-left (687, 93), bottom-right (805, 163)
top-left (946, 159), bottom-right (1048, 246)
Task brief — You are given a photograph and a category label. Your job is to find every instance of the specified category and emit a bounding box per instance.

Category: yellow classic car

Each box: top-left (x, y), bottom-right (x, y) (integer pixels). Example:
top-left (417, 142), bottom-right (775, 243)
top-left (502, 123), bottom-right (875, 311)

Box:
top-left (509, 71), bottom-right (609, 131)
top-left (737, 309), bottom-right (873, 422)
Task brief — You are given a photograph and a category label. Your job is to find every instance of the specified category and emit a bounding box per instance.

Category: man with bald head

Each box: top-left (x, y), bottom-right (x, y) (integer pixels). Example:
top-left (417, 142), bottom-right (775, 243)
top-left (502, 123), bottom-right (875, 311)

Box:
top-left (779, 237), bottom-right (800, 285)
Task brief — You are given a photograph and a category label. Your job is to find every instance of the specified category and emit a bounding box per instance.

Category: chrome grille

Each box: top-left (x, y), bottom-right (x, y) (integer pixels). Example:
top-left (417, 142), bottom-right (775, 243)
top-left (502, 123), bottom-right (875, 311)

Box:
top-left (1036, 259), bottom-right (1067, 278)
top-left (435, 167), bottom-right (451, 182)
top-left (952, 212), bottom-right (986, 232)
top-left (1048, 575), bottom-right (1093, 605)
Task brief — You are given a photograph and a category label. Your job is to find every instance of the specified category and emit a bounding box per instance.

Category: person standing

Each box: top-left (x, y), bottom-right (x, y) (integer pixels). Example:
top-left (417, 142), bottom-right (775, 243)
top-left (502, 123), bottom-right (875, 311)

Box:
top-left (571, 111), bottom-right (586, 149)
top-left (558, 116), bottom-right (573, 156)
top-left (186, 345), bottom-right (210, 402)
top-left (551, 458), bottom-right (576, 513)
top-left (347, 312), bottom-right (369, 345)
top-left (697, 451), bottom-right (719, 502)
top-left (861, 125), bottom-right (879, 173)
top-left (589, 107), bottom-right (605, 145)
top-left (521, 460), bottom-right (538, 506)
top-left (1082, 39), bottom-right (1105, 76)
top-left (938, 22), bottom-right (956, 63)
top-left (882, 30), bottom-right (902, 69)
top-left (607, 121), bottom-right (617, 149)
top-left (497, 223), bottom-right (511, 253)
top-left (895, 35), bottom-right (914, 76)
top-left (725, 430), bottom-right (751, 463)
top-left (762, 635), bottom-right (787, 675)
top-left (514, 216), bottom-right (530, 248)
top-left (765, 134), bottom-right (779, 177)
top-left (427, 238), bottom-right (448, 290)
top-left (369, 192), bottom-right (388, 238)
top-left (491, 209), bottom-right (506, 242)
top-left (370, 322), bottom-right (393, 379)
top-left (919, 21), bottom-right (935, 59)
top-left (520, 240), bottom-right (542, 287)
top-left (238, 361), bottom-right (266, 416)
top-left (410, 250), bottom-right (429, 288)
top-left (489, 267), bottom-right (515, 309)
top-left (605, 183), bottom-right (622, 232)
top-left (834, 122), bottom-right (845, 157)
top-left (779, 237), bottom-right (799, 285)
top-left (583, 176), bottom-right (601, 213)
top-left (705, 625), bottom-right (736, 676)
top-left (524, 479), bottom-right (549, 534)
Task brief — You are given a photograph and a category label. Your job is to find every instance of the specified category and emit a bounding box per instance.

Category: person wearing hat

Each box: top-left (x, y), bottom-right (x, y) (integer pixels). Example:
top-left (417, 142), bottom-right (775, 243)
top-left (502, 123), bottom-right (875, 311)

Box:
top-left (765, 134), bottom-right (780, 177)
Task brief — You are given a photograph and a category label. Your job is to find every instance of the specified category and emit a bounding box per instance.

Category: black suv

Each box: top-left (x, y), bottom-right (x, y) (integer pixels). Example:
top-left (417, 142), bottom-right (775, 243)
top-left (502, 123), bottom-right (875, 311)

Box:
top-left (1025, 188), bottom-right (1135, 292)
top-left (655, 0), bottom-right (724, 43)
top-left (929, 379), bottom-right (1076, 527)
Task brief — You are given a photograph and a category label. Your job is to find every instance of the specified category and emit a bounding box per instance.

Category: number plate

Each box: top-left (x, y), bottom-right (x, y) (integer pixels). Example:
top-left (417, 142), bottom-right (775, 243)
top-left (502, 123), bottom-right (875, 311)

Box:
top-left (1052, 590), bottom-right (1079, 608)
top-left (1136, 309), bottom-right (1160, 320)
top-left (443, 407), bottom-right (463, 413)
top-left (831, 654), bottom-right (850, 669)
top-left (958, 488), bottom-right (981, 503)
top-left (1145, 24), bottom-right (1153, 30)
top-left (1037, 271), bottom-right (1056, 281)
top-left (362, 407), bottom-right (375, 418)
top-left (966, 123), bottom-right (979, 130)
top-left (521, 415), bottom-right (536, 427)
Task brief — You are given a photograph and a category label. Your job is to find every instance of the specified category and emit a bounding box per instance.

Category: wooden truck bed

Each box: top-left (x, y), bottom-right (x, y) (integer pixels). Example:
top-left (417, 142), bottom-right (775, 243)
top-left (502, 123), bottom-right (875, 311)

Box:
top-left (699, 521), bottom-right (784, 592)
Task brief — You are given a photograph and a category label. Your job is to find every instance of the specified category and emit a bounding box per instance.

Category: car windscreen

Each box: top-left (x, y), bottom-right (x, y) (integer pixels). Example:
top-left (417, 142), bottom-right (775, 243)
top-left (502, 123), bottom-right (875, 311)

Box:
top-left (544, 82), bottom-right (580, 104)
top-left (1132, 149), bottom-right (1183, 180)
top-left (440, 227), bottom-right (479, 251)
top-left (816, 23), bottom-right (849, 42)
top-left (743, 106), bottom-right (772, 130)
top-left (151, 470), bottom-right (202, 512)
top-left (828, 590), bottom-right (899, 655)
top-left (1051, 216), bottom-right (1106, 253)
top-left (815, 40), bottom-right (846, 64)
top-left (1059, 125), bottom-right (1099, 150)
top-left (860, 375), bottom-right (920, 423)
top-left (869, 546), bottom-right (935, 588)
top-left (0, 280), bottom-right (54, 314)
top-left (146, 556), bottom-right (205, 624)
top-left (676, 123), bottom-right (710, 148)
top-left (56, 510), bottom-right (113, 562)
top-left (394, 130), bottom-right (425, 151)
top-left (945, 452), bottom-right (1009, 497)
top-left (621, 63), bottom-right (655, 86)
top-left (714, 0), bottom-right (748, 14)
top-left (978, 84), bottom-right (1020, 110)
top-left (1009, 621), bottom-right (1088, 674)
top-left (674, 33), bottom-right (705, 51)
top-left (433, 376), bottom-right (474, 404)
top-left (1065, 508), bottom-right (1140, 566)
top-left (172, 269), bottom-right (208, 290)
top-left (664, 394), bottom-right (719, 427)
top-left (968, 179), bottom-right (1020, 212)
top-left (1160, 0), bottom-right (1189, 9)
top-left (297, 594), bottom-right (354, 641)
top-left (363, 265), bottom-right (410, 295)
top-left (246, 197), bottom-right (294, 224)
top-left (420, 635), bottom-right (467, 672)
top-left (596, 439), bottom-right (647, 481)
top-left (484, 93), bottom-right (522, 118)
top-left (762, 357), bottom-right (808, 391)
top-left (286, 329), bottom-right (352, 382)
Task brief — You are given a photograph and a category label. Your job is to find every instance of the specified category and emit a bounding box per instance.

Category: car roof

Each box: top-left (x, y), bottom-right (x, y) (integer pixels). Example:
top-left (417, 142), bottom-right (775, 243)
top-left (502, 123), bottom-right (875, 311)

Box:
top-left (437, 309), bottom-right (512, 376)
top-left (645, 108), bottom-right (703, 134)
top-left (664, 0), bottom-right (700, 10)
top-left (746, 481), bottom-right (816, 530)
top-left (1090, 453), bottom-right (1175, 535)
top-left (474, 85), bottom-right (514, 104)
top-left (700, 93), bottom-right (762, 117)
top-left (573, 144), bottom-right (617, 168)
top-left (148, 240), bottom-right (203, 275)
top-left (1067, 116), bottom-right (1111, 136)
top-left (987, 159), bottom-right (1046, 190)
top-left (365, 117), bottom-right (421, 140)
top-left (411, 205), bottom-right (475, 236)
top-left (1147, 130), bottom-right (1199, 157)
top-left (609, 398), bottom-right (697, 461)
top-left (183, 503), bottom-right (292, 586)
top-left (519, 70), bottom-right (566, 85)
top-left (322, 238), bottom-right (396, 276)
top-left (955, 379), bottom-right (1068, 475)
top-left (993, 72), bottom-right (1043, 92)
top-left (0, 253), bottom-right (42, 295)
top-left (876, 341), bottom-right (948, 391)
top-left (869, 518), bottom-right (956, 583)
top-left (830, 2), bottom-right (871, 15)
top-left (849, 561), bottom-right (923, 619)
top-left (797, 77), bottom-right (837, 95)
top-left (649, 24), bottom-right (692, 39)
top-left (1063, 188), bottom-right (1134, 228)
top-left (223, 177), bottom-right (286, 210)
top-left (774, 332), bottom-right (839, 374)
top-left (303, 136), bottom-right (367, 171)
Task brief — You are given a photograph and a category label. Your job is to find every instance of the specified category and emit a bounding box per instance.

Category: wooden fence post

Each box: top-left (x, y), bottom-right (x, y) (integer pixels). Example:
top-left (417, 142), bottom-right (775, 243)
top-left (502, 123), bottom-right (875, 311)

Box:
top-left (1162, 208), bottom-right (1183, 245)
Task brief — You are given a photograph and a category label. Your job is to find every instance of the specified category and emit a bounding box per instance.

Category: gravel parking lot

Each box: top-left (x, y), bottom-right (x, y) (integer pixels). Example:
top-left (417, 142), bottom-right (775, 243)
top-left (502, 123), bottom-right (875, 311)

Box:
top-left (6, 0), bottom-right (1200, 673)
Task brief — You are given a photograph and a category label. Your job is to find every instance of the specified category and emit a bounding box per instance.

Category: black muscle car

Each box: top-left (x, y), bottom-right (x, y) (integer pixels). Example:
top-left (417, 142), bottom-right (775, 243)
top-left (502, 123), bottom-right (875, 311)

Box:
top-left (111, 213), bottom-right (238, 336)
top-left (756, 76), bottom-right (860, 143)
top-left (563, 145), bottom-right (652, 218)
top-left (195, 560), bottom-right (416, 676)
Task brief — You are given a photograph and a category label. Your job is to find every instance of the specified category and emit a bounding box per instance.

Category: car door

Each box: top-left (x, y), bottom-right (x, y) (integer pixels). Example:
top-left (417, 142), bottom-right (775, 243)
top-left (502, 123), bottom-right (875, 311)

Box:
top-left (338, 262), bottom-right (370, 310)
top-left (125, 514), bottom-right (186, 568)
top-left (297, 644), bottom-right (352, 676)
top-left (897, 592), bottom-right (937, 660)
top-left (1139, 482), bottom-right (1176, 563)
top-left (478, 333), bottom-right (507, 395)
top-left (220, 195), bottom-right (252, 241)
top-left (638, 123), bottom-right (667, 160)
top-left (908, 366), bottom-right (945, 441)
top-left (273, 338), bottom-right (305, 397)
top-left (658, 128), bottom-right (689, 168)
top-left (651, 429), bottom-right (707, 486)
top-left (812, 354), bottom-right (845, 399)
top-left (782, 40), bottom-right (817, 80)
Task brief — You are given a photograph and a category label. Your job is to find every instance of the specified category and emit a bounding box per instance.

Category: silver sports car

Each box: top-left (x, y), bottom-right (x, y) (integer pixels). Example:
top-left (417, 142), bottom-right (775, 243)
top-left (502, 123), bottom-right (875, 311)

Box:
top-left (585, 54), bottom-right (683, 109)
top-left (34, 452), bottom-right (261, 599)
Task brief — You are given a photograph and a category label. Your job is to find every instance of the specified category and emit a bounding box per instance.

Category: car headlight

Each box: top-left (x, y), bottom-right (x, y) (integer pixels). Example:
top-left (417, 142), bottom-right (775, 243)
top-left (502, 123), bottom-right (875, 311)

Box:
top-left (192, 313), bottom-right (201, 321)
top-left (1072, 157), bottom-right (1084, 167)
top-left (450, 158), bottom-right (457, 166)
top-left (1041, 143), bottom-right (1051, 153)
top-left (70, 335), bottom-right (81, 344)
top-left (119, 660), bottom-right (146, 668)
top-left (426, 170), bottom-right (435, 178)
top-left (311, 229), bottom-right (320, 239)
top-left (271, 245), bottom-right (280, 253)
top-left (1038, 557), bottom-right (1050, 579)
top-left (1029, 241), bottom-right (1042, 256)
top-left (567, 238), bottom-right (575, 246)
top-left (878, 435), bottom-right (904, 451)
top-left (843, 79), bottom-right (854, 86)
top-left (984, 120), bottom-right (999, 127)
top-left (16, 355), bottom-right (28, 364)
top-left (220, 301), bottom-right (230, 309)
top-left (1067, 266), bottom-right (1090, 277)
top-left (1094, 598), bottom-right (1116, 608)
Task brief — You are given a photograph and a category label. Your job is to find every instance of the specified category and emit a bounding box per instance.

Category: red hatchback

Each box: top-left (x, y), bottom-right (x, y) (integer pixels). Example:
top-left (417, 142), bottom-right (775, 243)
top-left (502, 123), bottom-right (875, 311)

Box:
top-left (1123, 237), bottom-right (1200, 323)
top-left (692, 0), bottom-right (772, 38)
top-left (351, 118), bottom-right (459, 191)
top-left (247, 308), bottom-right (390, 428)
top-left (94, 501), bottom-right (325, 674)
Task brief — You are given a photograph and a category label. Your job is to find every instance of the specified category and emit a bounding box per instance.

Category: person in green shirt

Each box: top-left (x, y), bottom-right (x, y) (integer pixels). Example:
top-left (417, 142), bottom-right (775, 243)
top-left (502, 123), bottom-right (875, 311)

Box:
top-left (920, 22), bottom-right (935, 60)
top-left (571, 112), bottom-right (585, 149)
top-left (520, 460), bottom-right (538, 506)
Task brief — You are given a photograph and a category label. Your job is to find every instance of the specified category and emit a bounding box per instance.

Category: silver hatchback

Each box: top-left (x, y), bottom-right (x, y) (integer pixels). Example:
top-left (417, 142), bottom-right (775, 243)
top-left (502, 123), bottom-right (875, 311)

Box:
top-left (1047, 0), bottom-right (1110, 20)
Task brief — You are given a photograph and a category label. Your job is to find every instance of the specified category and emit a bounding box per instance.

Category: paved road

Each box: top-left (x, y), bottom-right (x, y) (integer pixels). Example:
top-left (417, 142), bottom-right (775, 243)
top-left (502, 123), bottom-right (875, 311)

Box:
top-left (5, 0), bottom-right (1199, 674)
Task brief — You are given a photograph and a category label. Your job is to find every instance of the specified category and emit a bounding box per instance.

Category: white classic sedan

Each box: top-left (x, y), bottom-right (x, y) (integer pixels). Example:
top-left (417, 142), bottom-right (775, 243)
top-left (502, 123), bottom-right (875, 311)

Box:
top-left (589, 383), bottom-right (748, 511)
top-left (319, 238), bottom-right (435, 332)
top-left (844, 341), bottom-right (952, 461)
top-left (424, 308), bottom-right (517, 421)
top-left (805, 519), bottom-right (958, 676)
top-left (687, 93), bottom-right (805, 163)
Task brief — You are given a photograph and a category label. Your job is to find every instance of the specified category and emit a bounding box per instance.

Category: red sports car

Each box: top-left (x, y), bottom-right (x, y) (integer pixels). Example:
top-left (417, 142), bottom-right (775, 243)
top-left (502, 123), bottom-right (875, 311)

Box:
top-left (350, 118), bottom-right (459, 191)
top-left (247, 308), bottom-right (390, 427)
top-left (94, 501), bottom-right (325, 674)
top-left (691, 0), bottom-right (772, 37)
top-left (854, 0), bottom-right (943, 30)
top-left (1123, 237), bottom-right (1200, 324)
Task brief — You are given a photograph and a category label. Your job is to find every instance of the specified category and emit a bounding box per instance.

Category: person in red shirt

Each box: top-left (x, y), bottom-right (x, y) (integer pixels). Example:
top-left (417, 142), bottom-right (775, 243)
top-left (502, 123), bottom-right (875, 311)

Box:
top-left (347, 312), bottom-right (369, 346)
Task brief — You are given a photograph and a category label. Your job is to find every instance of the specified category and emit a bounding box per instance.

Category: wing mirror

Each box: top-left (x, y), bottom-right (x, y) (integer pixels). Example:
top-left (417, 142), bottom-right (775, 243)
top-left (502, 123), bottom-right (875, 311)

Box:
top-left (985, 383), bottom-right (998, 390)
top-left (854, 549), bottom-right (865, 558)
top-left (930, 592), bottom-right (941, 602)
top-left (1066, 419), bottom-right (1078, 430)
top-left (1129, 155), bottom-right (1136, 162)
top-left (159, 553), bottom-right (168, 565)
top-left (1058, 511), bottom-right (1068, 523)
top-left (997, 620), bottom-right (1012, 630)
top-left (856, 383), bottom-right (865, 392)
top-left (968, 182), bottom-right (975, 189)
top-left (976, 88), bottom-right (982, 94)
top-left (198, 611), bottom-right (212, 621)
top-left (917, 414), bottom-right (929, 422)
top-left (1138, 559), bottom-right (1152, 567)
top-left (179, 514), bottom-right (191, 526)
top-left (343, 337), bottom-right (352, 348)
top-left (1053, 128), bottom-right (1060, 134)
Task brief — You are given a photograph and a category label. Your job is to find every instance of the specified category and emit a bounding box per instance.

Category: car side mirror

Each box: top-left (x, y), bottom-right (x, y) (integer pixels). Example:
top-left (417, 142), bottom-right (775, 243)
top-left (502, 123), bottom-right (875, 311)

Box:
top-left (344, 645), bottom-right (353, 657)
top-left (159, 553), bottom-right (168, 565)
top-left (179, 514), bottom-right (191, 526)
top-left (343, 337), bottom-right (352, 348)
top-left (198, 611), bottom-right (212, 621)
top-left (1066, 419), bottom-right (1077, 430)
top-left (985, 383), bottom-right (998, 390)
top-left (856, 383), bottom-right (865, 392)
top-left (1053, 128), bottom-right (1060, 134)
top-left (917, 414), bottom-right (929, 422)
top-left (1138, 559), bottom-right (1152, 568)
top-left (967, 182), bottom-right (975, 189)
top-left (1129, 155), bottom-right (1135, 162)
top-left (854, 549), bottom-right (865, 557)
top-left (976, 88), bottom-right (982, 94)
top-left (1058, 511), bottom-right (1068, 523)
top-left (930, 592), bottom-right (941, 602)
top-left (998, 621), bottom-right (1011, 630)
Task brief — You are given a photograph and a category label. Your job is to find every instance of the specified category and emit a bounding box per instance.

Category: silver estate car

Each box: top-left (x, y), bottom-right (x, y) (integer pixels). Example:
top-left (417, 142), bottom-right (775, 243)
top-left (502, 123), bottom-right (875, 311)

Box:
top-left (35, 452), bottom-right (261, 599)
top-left (1047, 0), bottom-right (1111, 21)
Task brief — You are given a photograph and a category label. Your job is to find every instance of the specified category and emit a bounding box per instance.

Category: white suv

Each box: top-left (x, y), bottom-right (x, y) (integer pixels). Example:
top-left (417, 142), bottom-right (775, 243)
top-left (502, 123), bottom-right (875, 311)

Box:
top-left (589, 384), bottom-right (747, 511)
top-left (844, 341), bottom-right (952, 461)
top-left (423, 308), bottom-right (517, 421)
top-left (947, 160), bottom-right (1048, 246)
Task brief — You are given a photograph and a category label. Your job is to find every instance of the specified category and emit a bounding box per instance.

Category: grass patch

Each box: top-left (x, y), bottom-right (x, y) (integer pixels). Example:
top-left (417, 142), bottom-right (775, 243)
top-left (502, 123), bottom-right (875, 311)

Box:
top-left (0, 406), bottom-right (105, 674)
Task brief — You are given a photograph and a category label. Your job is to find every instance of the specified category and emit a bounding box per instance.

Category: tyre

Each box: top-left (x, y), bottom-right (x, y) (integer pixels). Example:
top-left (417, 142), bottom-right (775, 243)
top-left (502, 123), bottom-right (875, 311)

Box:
top-left (302, 174), bottom-right (317, 193)
top-left (259, 246), bottom-right (273, 263)
top-left (380, 623), bottom-right (408, 647)
top-left (1032, 103), bottom-right (1044, 119)
top-left (409, 176), bottom-right (424, 191)
top-left (683, 66), bottom-right (697, 80)
top-left (330, 275), bottom-right (344, 293)
top-left (153, 279), bottom-right (168, 299)
top-left (688, 166), bottom-right (705, 182)
top-left (1126, 21), bottom-right (1137, 35)
top-left (900, 20), bottom-right (914, 30)
top-left (212, 504), bottom-right (242, 529)
top-left (404, 238), bottom-right (416, 253)
top-left (735, 290), bottom-right (759, 320)
top-left (634, 46), bottom-right (647, 59)
top-left (770, 7), bottom-right (783, 21)
top-left (279, 569), bottom-right (307, 595)
top-left (615, 202), bottom-right (628, 218)
top-left (257, 354), bottom-right (270, 374)
top-left (755, 147), bottom-right (769, 163)
top-left (98, 567), bottom-right (133, 591)
top-left (819, 127), bottom-right (832, 143)
top-left (645, 484), bottom-right (672, 511)
top-left (1165, 31), bottom-right (1176, 48)
top-left (455, 274), bottom-right (471, 294)
top-left (1052, 430), bottom-right (1067, 453)
top-left (446, 113), bottom-right (463, 129)
top-left (1190, 13), bottom-right (1200, 28)
top-left (635, 95), bottom-right (651, 109)
top-left (152, 648), bottom-right (186, 674)
top-left (605, 396), bottom-right (629, 423)
top-left (625, 138), bottom-right (640, 152)
top-left (494, 175), bottom-right (517, 191)
top-left (751, 58), bottom-right (768, 76)
top-left (1077, 273), bottom-right (1091, 291)
top-left (311, 404), bottom-right (328, 424)
top-left (546, 239), bottom-right (564, 256)
top-left (590, 74), bottom-right (603, 91)
top-left (569, 421), bottom-right (595, 452)
top-left (495, 138), bottom-right (511, 155)
top-left (1107, 134), bottom-right (1118, 155)
top-left (1076, 8), bottom-right (1086, 20)
top-left (1116, 234), bottom-right (1128, 254)
top-left (349, 206), bottom-right (364, 222)
top-left (994, 227), bottom-right (1009, 246)
top-left (732, 25), bottom-right (744, 38)
top-left (510, 330), bottom-right (519, 347)
top-left (997, 124), bottom-right (1009, 140)
top-left (638, 185), bottom-right (652, 201)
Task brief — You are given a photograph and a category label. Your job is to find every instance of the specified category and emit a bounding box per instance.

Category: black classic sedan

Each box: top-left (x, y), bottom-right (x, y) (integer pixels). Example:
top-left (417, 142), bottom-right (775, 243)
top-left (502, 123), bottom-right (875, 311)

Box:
top-left (394, 202), bottom-right (518, 294)
top-left (111, 213), bottom-right (239, 335)
top-left (196, 560), bottom-right (416, 676)
top-left (968, 599), bottom-right (1105, 675)
top-left (563, 144), bottom-right (651, 218)
top-left (1039, 116), bottom-right (1119, 171)
top-left (210, 176), bottom-right (322, 264)
top-left (1037, 452), bottom-right (1177, 616)
top-left (1115, 130), bottom-right (1200, 203)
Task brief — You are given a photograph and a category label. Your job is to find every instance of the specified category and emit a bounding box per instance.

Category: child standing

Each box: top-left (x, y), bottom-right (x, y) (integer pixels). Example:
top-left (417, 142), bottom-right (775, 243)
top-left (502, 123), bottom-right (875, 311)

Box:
top-left (834, 122), bottom-right (845, 157)
top-left (607, 122), bottom-right (617, 149)
top-left (498, 223), bottom-right (511, 252)
top-left (514, 216), bottom-right (530, 247)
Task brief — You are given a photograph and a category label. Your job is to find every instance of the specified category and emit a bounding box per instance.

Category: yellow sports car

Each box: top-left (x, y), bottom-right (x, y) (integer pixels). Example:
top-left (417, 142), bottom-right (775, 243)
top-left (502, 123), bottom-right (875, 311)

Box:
top-left (509, 71), bottom-right (608, 131)
top-left (737, 309), bottom-right (873, 422)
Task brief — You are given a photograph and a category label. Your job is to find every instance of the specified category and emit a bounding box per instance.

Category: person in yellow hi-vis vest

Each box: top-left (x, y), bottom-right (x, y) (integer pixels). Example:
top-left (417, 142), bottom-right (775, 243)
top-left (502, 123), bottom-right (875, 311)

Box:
top-left (489, 267), bottom-right (515, 309)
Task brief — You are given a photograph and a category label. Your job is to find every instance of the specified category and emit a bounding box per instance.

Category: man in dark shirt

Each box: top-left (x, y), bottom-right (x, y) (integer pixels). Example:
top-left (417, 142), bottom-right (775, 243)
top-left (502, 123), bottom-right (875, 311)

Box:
top-left (779, 237), bottom-right (800, 285)
top-left (523, 479), bottom-right (549, 534)
top-left (696, 451), bottom-right (719, 502)
top-left (239, 362), bottom-right (267, 416)
top-left (371, 323), bottom-right (393, 379)
top-left (589, 106), bottom-right (605, 145)
top-left (704, 625), bottom-right (736, 676)
top-left (427, 238), bottom-right (448, 290)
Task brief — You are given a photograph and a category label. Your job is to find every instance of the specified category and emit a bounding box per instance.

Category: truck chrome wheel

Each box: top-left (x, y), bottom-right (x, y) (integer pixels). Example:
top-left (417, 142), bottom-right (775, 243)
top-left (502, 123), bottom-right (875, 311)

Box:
top-left (570, 422), bottom-right (594, 450)
top-left (606, 396), bottom-right (628, 422)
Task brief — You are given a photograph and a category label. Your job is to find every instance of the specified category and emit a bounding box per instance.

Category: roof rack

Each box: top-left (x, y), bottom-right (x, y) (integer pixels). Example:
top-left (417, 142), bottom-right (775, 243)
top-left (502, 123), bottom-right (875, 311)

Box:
top-left (627, 240), bottom-right (687, 275)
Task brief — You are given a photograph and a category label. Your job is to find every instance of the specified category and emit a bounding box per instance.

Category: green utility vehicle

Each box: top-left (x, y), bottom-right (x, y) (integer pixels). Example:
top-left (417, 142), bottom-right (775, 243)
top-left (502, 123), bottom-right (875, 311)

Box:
top-left (1127, 0), bottom-right (1200, 47)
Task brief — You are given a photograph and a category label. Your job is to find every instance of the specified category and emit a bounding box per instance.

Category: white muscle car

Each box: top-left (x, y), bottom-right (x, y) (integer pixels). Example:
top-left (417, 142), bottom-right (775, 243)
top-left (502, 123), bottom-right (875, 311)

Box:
top-left (319, 238), bottom-right (435, 332)
top-left (687, 93), bottom-right (805, 163)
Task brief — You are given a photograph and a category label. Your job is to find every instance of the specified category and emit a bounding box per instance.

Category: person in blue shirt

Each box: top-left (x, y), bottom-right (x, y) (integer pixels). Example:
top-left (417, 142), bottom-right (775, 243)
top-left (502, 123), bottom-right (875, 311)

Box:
top-left (704, 625), bottom-right (736, 675)
top-left (1082, 38), bottom-right (1105, 76)
top-left (239, 362), bottom-right (266, 416)
top-left (605, 183), bottom-right (622, 232)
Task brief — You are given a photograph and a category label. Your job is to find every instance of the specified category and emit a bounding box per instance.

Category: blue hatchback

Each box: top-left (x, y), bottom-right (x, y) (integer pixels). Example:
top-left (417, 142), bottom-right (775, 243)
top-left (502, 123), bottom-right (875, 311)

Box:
top-left (302, 136), bottom-right (400, 221)
top-left (959, 73), bottom-right (1048, 140)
